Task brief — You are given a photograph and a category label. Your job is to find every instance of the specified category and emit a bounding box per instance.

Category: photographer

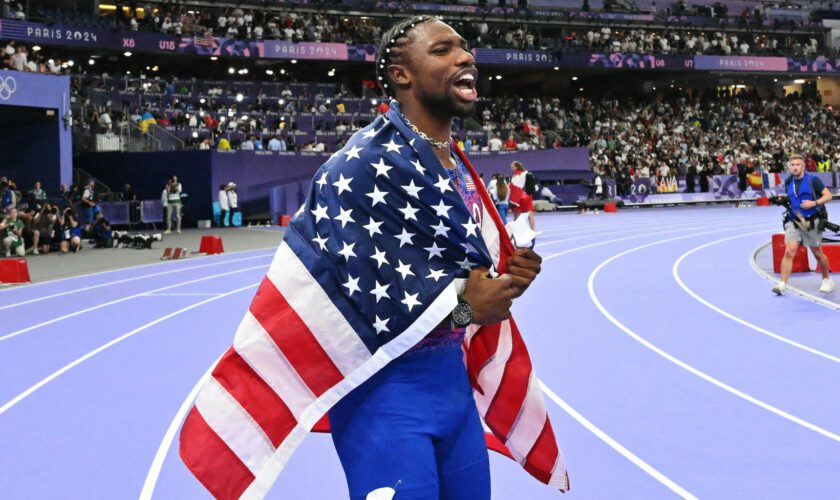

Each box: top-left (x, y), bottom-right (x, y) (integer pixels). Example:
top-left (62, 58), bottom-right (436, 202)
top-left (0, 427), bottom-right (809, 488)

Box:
top-left (34, 203), bottom-right (57, 254)
top-left (81, 178), bottom-right (101, 231)
top-left (772, 154), bottom-right (835, 295)
top-left (1, 207), bottom-right (25, 257)
top-left (164, 175), bottom-right (182, 234)
top-left (91, 213), bottom-right (114, 248)
top-left (57, 207), bottom-right (82, 253)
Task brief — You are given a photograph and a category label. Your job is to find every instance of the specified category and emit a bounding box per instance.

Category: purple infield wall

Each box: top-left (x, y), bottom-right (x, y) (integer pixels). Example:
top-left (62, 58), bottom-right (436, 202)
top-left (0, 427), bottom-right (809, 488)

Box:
top-left (211, 148), bottom-right (590, 219)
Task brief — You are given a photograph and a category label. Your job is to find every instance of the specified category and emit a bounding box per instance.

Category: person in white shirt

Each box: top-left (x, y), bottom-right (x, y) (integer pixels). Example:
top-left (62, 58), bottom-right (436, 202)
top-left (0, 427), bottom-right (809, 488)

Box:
top-left (240, 138), bottom-right (254, 150)
top-left (217, 184), bottom-right (229, 227)
top-left (488, 135), bottom-right (503, 151)
top-left (227, 182), bottom-right (239, 225)
top-left (268, 135), bottom-right (285, 151)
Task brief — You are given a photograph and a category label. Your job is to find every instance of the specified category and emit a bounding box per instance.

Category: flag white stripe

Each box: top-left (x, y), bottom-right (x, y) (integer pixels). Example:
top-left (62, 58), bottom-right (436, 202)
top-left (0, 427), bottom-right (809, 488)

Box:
top-left (480, 204), bottom-right (502, 271)
top-left (233, 311), bottom-right (316, 419)
top-left (472, 320), bottom-right (513, 417)
top-left (267, 242), bottom-right (371, 377)
top-left (505, 373), bottom-right (546, 463)
top-left (195, 377), bottom-right (275, 476)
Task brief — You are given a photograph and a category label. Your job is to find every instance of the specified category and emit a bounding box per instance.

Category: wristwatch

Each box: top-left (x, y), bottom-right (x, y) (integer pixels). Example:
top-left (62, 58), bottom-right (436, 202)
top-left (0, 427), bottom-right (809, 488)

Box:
top-left (451, 297), bottom-right (473, 328)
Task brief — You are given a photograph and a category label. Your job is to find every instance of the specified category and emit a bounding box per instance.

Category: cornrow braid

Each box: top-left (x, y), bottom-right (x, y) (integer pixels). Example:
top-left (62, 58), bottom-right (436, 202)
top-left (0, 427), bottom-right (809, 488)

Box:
top-left (375, 15), bottom-right (435, 97)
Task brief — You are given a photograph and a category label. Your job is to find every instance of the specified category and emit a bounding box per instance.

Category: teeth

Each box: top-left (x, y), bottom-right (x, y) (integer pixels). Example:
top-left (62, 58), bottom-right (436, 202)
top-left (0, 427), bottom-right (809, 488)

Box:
top-left (458, 74), bottom-right (475, 83)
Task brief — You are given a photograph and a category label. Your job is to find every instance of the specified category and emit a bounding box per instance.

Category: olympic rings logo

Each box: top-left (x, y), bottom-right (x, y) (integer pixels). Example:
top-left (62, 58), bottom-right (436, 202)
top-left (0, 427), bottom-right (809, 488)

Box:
top-left (0, 76), bottom-right (17, 100)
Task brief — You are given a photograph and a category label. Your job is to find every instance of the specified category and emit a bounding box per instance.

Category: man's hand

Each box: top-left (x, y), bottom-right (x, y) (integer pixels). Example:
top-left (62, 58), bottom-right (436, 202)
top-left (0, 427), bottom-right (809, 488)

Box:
top-left (506, 248), bottom-right (542, 298)
top-left (462, 267), bottom-right (515, 325)
top-left (801, 200), bottom-right (817, 210)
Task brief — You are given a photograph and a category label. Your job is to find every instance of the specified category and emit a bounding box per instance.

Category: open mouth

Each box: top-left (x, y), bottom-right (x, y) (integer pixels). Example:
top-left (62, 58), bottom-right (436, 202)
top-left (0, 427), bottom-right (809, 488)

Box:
top-left (452, 71), bottom-right (478, 102)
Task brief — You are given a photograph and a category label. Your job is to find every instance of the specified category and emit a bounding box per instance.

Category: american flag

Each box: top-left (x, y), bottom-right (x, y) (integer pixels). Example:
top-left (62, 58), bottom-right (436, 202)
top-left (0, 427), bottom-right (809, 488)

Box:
top-left (179, 100), bottom-right (569, 498)
top-left (195, 28), bottom-right (216, 47)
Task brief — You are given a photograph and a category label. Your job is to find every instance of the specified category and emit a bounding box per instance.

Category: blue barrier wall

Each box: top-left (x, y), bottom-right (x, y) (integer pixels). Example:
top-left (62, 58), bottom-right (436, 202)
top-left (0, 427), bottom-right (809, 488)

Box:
top-left (0, 70), bottom-right (72, 191)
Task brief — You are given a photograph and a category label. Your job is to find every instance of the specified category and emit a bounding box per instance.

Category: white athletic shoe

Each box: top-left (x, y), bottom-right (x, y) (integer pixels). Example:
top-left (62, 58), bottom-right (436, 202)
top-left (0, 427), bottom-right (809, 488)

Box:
top-left (819, 278), bottom-right (836, 293)
top-left (772, 281), bottom-right (786, 295)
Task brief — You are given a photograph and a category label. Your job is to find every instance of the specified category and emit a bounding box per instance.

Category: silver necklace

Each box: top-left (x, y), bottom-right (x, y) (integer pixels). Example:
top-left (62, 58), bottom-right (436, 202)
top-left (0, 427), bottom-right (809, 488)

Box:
top-left (402, 114), bottom-right (452, 149)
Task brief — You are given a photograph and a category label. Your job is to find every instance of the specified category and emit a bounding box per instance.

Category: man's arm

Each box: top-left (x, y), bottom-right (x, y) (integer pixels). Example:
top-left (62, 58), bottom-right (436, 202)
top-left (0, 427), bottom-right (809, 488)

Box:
top-left (801, 187), bottom-right (833, 209)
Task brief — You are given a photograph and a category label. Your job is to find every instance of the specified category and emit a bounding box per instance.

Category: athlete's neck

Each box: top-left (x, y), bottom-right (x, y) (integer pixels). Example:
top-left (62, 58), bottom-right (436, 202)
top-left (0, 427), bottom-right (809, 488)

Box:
top-left (399, 99), bottom-right (455, 168)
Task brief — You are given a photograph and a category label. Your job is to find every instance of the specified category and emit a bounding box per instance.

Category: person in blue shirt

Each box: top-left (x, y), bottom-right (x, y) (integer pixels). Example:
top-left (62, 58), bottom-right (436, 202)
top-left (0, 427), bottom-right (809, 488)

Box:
top-left (773, 154), bottom-right (835, 295)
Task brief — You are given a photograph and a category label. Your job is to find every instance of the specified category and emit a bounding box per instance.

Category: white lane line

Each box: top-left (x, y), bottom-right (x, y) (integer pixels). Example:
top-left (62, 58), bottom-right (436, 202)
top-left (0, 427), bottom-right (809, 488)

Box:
top-left (749, 243), bottom-right (840, 312)
top-left (0, 263), bottom-right (268, 343)
top-left (588, 226), bottom-right (840, 443)
top-left (0, 282), bottom-right (259, 417)
top-left (140, 354), bottom-right (223, 500)
top-left (143, 293), bottom-right (225, 297)
top-left (0, 252), bottom-right (274, 311)
top-left (673, 233), bottom-right (840, 364)
top-left (539, 383), bottom-right (697, 499)
top-left (0, 246), bottom-right (277, 295)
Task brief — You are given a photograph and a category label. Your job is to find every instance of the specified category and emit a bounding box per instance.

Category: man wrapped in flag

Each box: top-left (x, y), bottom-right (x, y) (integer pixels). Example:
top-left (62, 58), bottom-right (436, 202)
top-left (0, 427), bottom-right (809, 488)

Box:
top-left (179, 16), bottom-right (568, 499)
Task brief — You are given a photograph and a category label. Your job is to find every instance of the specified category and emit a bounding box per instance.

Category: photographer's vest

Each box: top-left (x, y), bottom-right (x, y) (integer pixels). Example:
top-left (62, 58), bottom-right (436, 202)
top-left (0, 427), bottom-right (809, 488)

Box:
top-left (168, 185), bottom-right (182, 205)
top-left (786, 172), bottom-right (819, 219)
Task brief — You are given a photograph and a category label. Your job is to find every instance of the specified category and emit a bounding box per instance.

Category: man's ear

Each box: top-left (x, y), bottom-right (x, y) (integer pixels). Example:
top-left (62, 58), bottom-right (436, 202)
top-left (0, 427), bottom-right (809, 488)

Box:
top-left (388, 63), bottom-right (411, 90)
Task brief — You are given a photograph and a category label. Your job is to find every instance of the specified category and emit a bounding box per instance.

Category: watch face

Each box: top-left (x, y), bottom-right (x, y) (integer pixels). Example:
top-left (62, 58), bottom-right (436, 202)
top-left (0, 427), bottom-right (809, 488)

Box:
top-left (452, 302), bottom-right (472, 327)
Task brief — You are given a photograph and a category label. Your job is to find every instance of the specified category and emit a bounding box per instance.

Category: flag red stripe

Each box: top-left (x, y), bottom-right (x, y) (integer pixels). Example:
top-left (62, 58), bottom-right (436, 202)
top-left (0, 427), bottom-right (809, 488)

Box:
top-left (250, 277), bottom-right (344, 396)
top-left (213, 347), bottom-right (298, 448)
top-left (523, 416), bottom-right (560, 485)
top-left (484, 432), bottom-right (514, 459)
top-left (465, 323), bottom-right (501, 393)
top-left (485, 321), bottom-right (532, 438)
top-left (179, 407), bottom-right (254, 500)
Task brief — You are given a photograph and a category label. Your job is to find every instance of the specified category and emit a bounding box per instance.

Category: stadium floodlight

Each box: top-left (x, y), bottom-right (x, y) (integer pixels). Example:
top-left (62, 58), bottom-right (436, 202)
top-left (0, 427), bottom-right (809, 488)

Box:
top-left (291, 59), bottom-right (298, 64)
top-left (241, 68), bottom-right (249, 75)
top-left (228, 67), bottom-right (235, 74)
top-left (571, 76), bottom-right (578, 81)
top-left (794, 79), bottom-right (806, 84)
top-left (192, 131), bottom-right (198, 138)
top-left (200, 111), bottom-right (206, 117)
top-left (495, 75), bottom-right (502, 80)
top-left (88, 59), bottom-right (95, 65)
top-left (553, 66), bottom-right (559, 70)
top-left (210, 56), bottom-right (218, 61)
top-left (773, 79), bottom-right (778, 82)
top-left (280, 69), bottom-right (286, 74)
top-left (200, 98), bottom-right (206, 104)
top-left (236, 93), bottom-right (244, 102)
top-left (32, 45), bottom-right (41, 52)
top-left (152, 66), bottom-right (159, 72)
top-left (266, 69), bottom-right (274, 75)
top-left (124, 51), bottom-right (132, 57)
top-left (279, 99), bottom-right (285, 105)
top-left (67, 60), bottom-right (74, 67)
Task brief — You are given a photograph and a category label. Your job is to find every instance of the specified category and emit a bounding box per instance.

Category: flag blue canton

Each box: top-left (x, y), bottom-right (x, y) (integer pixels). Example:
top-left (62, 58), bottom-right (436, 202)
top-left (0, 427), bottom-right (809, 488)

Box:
top-left (285, 105), bottom-right (493, 352)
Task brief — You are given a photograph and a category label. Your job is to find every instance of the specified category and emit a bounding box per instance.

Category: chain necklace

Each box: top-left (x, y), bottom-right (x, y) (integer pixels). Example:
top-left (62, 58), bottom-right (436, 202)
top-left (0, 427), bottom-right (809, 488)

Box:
top-left (402, 113), bottom-right (452, 149)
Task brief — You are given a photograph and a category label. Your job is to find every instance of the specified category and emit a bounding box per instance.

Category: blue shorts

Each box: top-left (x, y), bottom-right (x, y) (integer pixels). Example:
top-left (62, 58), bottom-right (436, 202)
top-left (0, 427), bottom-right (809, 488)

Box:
top-left (328, 344), bottom-right (490, 500)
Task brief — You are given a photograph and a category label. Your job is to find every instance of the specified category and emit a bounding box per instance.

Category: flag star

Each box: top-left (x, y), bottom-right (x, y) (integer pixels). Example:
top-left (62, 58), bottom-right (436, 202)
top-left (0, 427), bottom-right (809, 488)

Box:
top-left (398, 202), bottom-right (420, 222)
top-left (312, 234), bottom-right (329, 251)
top-left (394, 228), bottom-right (416, 248)
top-left (395, 260), bottom-right (415, 280)
top-left (427, 268), bottom-right (447, 282)
top-left (335, 207), bottom-right (355, 228)
top-left (373, 315), bottom-right (390, 335)
top-left (337, 241), bottom-right (356, 261)
top-left (370, 158), bottom-right (393, 178)
top-left (431, 220), bottom-right (451, 238)
top-left (370, 281), bottom-right (390, 303)
top-left (402, 180), bottom-right (423, 199)
top-left (363, 217), bottom-right (383, 237)
top-left (409, 138), bottom-right (416, 147)
top-left (424, 242), bottom-right (445, 260)
top-left (462, 218), bottom-right (479, 237)
top-left (343, 274), bottom-right (361, 296)
top-left (411, 159), bottom-right (426, 174)
top-left (456, 257), bottom-right (474, 270)
top-left (401, 291), bottom-right (421, 312)
top-left (362, 127), bottom-right (378, 139)
top-left (311, 204), bottom-right (329, 223)
top-left (432, 200), bottom-right (452, 218)
top-left (370, 247), bottom-right (389, 268)
top-left (316, 171), bottom-right (328, 190)
top-left (462, 242), bottom-right (478, 255)
top-left (383, 138), bottom-right (403, 154)
top-left (434, 174), bottom-right (453, 193)
top-left (366, 185), bottom-right (389, 206)
top-left (332, 173), bottom-right (353, 195)
top-left (344, 144), bottom-right (362, 161)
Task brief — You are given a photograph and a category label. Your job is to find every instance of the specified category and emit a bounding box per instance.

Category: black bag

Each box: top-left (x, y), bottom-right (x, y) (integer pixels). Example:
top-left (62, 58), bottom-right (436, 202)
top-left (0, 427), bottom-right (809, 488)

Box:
top-left (524, 172), bottom-right (537, 196)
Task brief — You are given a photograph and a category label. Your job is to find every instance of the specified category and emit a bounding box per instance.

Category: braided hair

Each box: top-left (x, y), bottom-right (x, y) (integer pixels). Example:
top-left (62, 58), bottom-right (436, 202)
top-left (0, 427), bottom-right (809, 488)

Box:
top-left (375, 15), bottom-right (435, 97)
